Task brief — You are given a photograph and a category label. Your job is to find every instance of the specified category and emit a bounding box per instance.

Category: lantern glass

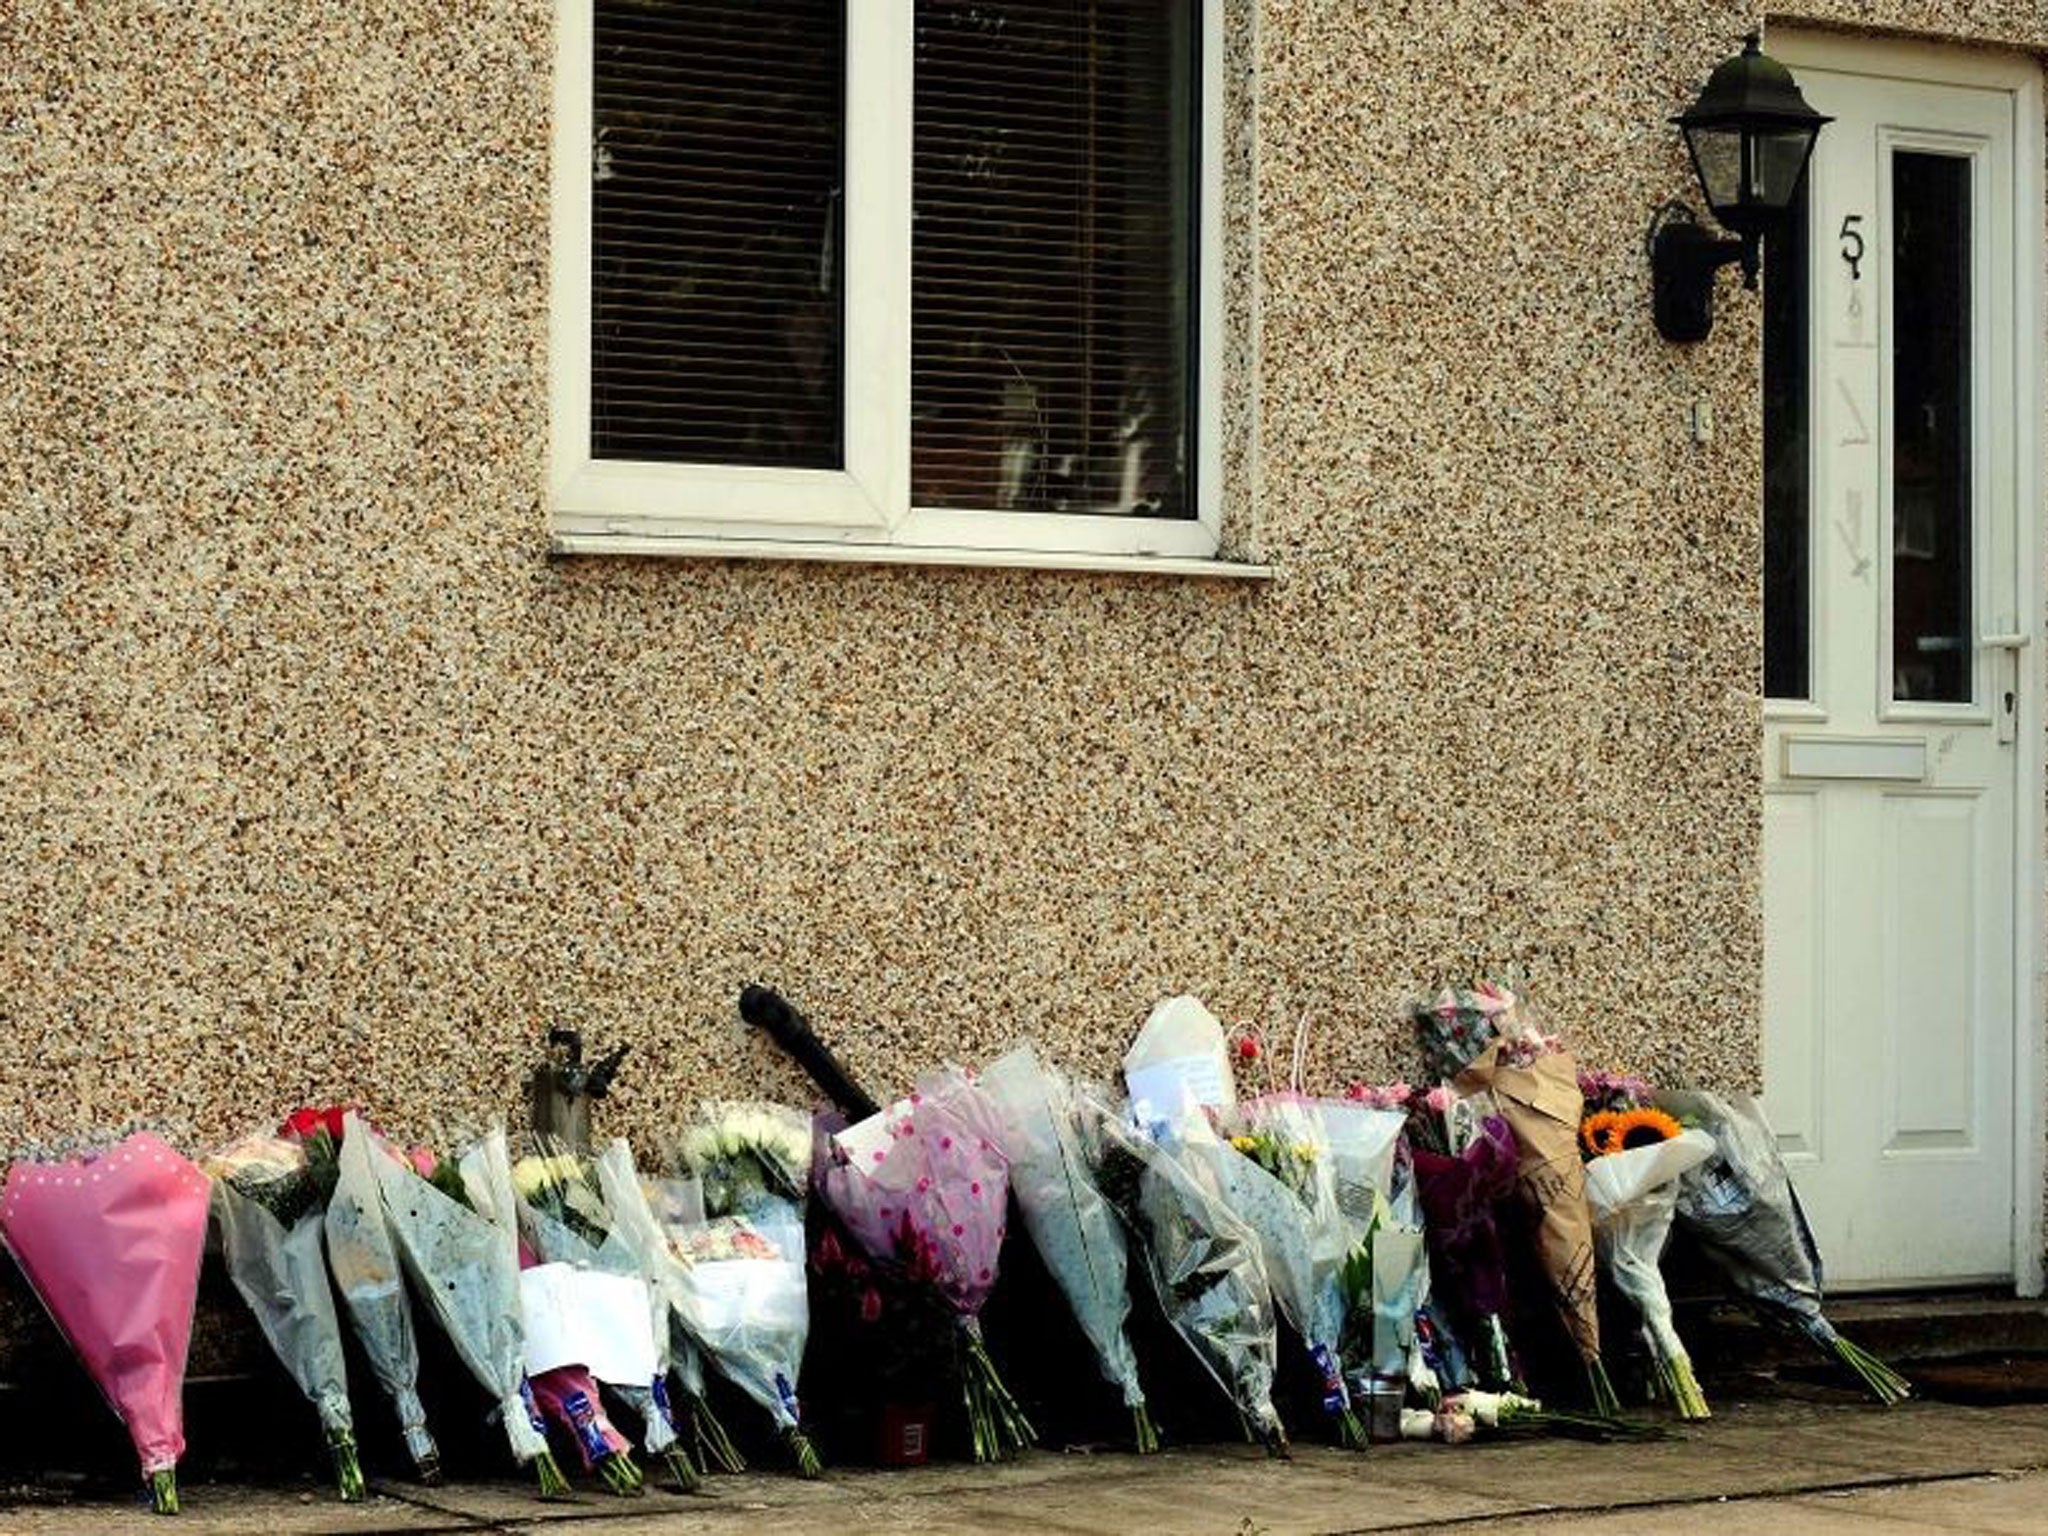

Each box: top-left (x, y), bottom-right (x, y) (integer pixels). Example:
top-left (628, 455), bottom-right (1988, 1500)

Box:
top-left (1683, 122), bottom-right (1743, 214)
top-left (1752, 123), bottom-right (1819, 209)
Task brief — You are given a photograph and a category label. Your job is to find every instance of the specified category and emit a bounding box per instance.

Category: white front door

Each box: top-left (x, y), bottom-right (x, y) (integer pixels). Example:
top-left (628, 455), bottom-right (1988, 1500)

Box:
top-left (1761, 37), bottom-right (2033, 1288)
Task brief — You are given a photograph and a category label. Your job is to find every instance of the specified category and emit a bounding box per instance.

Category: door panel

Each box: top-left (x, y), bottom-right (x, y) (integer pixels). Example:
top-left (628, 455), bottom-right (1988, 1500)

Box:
top-left (1761, 791), bottom-right (1824, 1160)
top-left (1761, 42), bottom-right (2020, 1287)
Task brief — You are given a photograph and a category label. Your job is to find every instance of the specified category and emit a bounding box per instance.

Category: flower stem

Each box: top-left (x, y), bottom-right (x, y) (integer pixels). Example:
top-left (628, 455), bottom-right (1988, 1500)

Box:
top-left (1585, 1357), bottom-right (1622, 1417)
top-left (328, 1429), bottom-right (366, 1502)
top-left (1337, 1406), bottom-right (1368, 1450)
top-left (597, 1451), bottom-right (645, 1497)
top-left (662, 1445), bottom-right (701, 1493)
top-left (532, 1449), bottom-right (571, 1498)
top-left (781, 1425), bottom-right (822, 1479)
top-left (148, 1470), bottom-right (179, 1516)
top-left (1659, 1351), bottom-right (1712, 1421)
top-left (1832, 1335), bottom-right (1912, 1406)
top-left (689, 1397), bottom-right (747, 1474)
top-left (1131, 1402), bottom-right (1160, 1454)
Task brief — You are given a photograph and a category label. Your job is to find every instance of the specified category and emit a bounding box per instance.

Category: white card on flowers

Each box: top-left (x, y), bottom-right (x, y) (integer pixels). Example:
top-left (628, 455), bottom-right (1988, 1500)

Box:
top-left (1124, 994), bottom-right (1235, 1124)
top-left (517, 1263), bottom-right (658, 1384)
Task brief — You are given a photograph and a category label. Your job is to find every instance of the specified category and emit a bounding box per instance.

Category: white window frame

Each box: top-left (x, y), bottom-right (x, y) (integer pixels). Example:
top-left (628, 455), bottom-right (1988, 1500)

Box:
top-left (549, 0), bottom-right (1231, 569)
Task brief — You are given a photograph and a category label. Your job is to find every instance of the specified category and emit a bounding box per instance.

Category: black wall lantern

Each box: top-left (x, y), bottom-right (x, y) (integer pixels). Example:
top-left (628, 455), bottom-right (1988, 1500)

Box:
top-left (1649, 33), bottom-right (1830, 343)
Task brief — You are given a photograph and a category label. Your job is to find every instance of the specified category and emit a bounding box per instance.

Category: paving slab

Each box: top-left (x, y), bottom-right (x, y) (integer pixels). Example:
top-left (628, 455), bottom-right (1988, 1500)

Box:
top-left (0, 1490), bottom-right (467, 1536)
top-left (7, 1397), bottom-right (2048, 1535)
top-left (1432, 1469), bottom-right (2048, 1535)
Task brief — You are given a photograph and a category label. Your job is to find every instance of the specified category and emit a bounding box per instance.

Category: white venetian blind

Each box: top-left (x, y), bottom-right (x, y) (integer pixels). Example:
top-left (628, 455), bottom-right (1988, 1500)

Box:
top-left (911, 1), bottom-right (1197, 519)
top-left (591, 0), bottom-right (845, 470)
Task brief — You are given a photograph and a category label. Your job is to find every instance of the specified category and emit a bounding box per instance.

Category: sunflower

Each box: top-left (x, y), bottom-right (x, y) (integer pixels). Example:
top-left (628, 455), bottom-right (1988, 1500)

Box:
top-left (1608, 1107), bottom-right (1683, 1152)
top-left (1579, 1110), bottom-right (1623, 1158)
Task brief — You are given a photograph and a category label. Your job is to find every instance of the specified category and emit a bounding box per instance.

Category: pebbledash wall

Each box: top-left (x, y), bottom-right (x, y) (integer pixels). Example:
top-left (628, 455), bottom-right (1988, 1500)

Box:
top-left (0, 4), bottom-right (2043, 1163)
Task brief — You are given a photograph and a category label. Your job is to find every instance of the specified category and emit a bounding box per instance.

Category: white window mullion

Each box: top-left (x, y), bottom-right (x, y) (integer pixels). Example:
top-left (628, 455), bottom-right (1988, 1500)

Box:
top-left (846, 1), bottom-right (915, 528)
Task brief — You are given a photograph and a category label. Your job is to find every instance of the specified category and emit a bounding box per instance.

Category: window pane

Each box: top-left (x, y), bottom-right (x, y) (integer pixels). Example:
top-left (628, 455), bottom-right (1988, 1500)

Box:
top-left (1763, 181), bottom-right (1811, 700)
top-left (912, 1), bottom-right (1195, 517)
top-left (591, 1), bottom-right (844, 469)
top-left (1890, 150), bottom-right (1972, 704)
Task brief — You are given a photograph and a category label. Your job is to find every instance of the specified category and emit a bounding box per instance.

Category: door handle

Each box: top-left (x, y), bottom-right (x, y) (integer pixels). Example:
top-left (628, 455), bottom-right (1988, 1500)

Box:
top-left (1981, 631), bottom-right (2032, 650)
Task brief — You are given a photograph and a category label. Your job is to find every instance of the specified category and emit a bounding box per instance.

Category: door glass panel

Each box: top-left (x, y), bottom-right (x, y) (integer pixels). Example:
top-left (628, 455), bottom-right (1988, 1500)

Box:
top-left (1890, 150), bottom-right (1973, 704)
top-left (1763, 182), bottom-right (1811, 701)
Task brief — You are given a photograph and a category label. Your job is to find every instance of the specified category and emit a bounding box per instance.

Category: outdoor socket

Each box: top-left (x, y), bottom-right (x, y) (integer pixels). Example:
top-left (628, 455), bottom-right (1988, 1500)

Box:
top-left (528, 1026), bottom-right (629, 1151)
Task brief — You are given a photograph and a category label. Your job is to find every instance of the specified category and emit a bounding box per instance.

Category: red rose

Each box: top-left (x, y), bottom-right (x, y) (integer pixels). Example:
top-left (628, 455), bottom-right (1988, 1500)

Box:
top-left (279, 1107), bottom-right (322, 1140)
top-left (1236, 1036), bottom-right (1260, 1062)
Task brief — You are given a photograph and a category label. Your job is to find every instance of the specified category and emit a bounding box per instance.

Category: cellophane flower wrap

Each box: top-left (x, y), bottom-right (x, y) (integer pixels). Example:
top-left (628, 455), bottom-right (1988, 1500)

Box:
top-left (1407, 1109), bottom-right (1521, 1391)
top-left (1659, 1089), bottom-right (1909, 1405)
top-left (584, 1151), bottom-right (753, 1482)
top-left (0, 1133), bottom-right (209, 1514)
top-left (1583, 1127), bottom-right (1716, 1419)
top-left (511, 1145), bottom-right (677, 1473)
top-left (979, 1045), bottom-right (1154, 1451)
top-left (1413, 984), bottom-right (1520, 1084)
top-left (204, 1130), bottom-right (363, 1500)
top-left (659, 1101), bottom-right (821, 1477)
top-left (1208, 1093), bottom-right (1364, 1446)
top-left (1450, 1009), bottom-right (1618, 1413)
top-left (325, 1115), bottom-right (440, 1480)
top-left (367, 1125), bottom-right (569, 1494)
top-left (814, 1070), bottom-right (1037, 1462)
top-left (504, 1144), bottom-right (656, 1495)
top-left (1081, 1090), bottom-right (1288, 1454)
top-left (576, 1140), bottom-right (716, 1487)
top-left (1312, 1099), bottom-right (1403, 1385)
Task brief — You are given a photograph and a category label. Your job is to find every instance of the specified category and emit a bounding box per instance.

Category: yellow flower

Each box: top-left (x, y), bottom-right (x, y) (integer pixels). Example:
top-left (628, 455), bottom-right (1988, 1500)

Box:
top-left (1609, 1108), bottom-right (1683, 1152)
top-left (1580, 1111), bottom-right (1623, 1158)
top-left (1230, 1135), bottom-right (1258, 1153)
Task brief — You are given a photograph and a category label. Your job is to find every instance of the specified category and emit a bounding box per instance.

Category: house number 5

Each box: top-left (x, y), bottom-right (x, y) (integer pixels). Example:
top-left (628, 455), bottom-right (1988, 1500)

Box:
top-left (1840, 214), bottom-right (1864, 281)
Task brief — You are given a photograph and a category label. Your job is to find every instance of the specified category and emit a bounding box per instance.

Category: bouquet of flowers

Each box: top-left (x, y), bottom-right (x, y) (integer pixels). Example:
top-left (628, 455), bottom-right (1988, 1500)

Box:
top-left (1367, 1141), bottom-right (1437, 1403)
top-left (814, 1071), bottom-right (1036, 1462)
top-left (1406, 1100), bottom-right (1521, 1391)
top-left (980, 1045), bottom-right (1155, 1451)
top-left (325, 1115), bottom-right (440, 1480)
top-left (1205, 1094), bottom-right (1364, 1446)
top-left (1315, 1097), bottom-right (1414, 1399)
top-left (367, 1126), bottom-right (571, 1494)
top-left (1081, 1091), bottom-right (1288, 1455)
top-left (1414, 984), bottom-right (1520, 1084)
top-left (0, 1134), bottom-right (211, 1514)
top-left (637, 1175), bottom-right (747, 1475)
top-left (1581, 1112), bottom-right (1716, 1420)
top-left (204, 1128), bottom-right (363, 1500)
top-left (446, 1132), bottom-right (642, 1497)
top-left (1660, 1089), bottom-right (1910, 1405)
top-left (510, 1143), bottom-right (690, 1490)
top-left (657, 1102), bottom-right (821, 1477)
top-left (1440, 993), bottom-right (1619, 1413)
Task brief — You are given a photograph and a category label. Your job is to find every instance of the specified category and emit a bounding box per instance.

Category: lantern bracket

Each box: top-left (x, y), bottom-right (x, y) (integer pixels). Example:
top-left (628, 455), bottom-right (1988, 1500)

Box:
top-left (1648, 201), bottom-right (1754, 345)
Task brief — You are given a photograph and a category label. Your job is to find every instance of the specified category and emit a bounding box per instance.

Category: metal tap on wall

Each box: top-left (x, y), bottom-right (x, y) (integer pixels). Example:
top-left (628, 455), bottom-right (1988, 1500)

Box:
top-left (527, 1027), bottom-right (629, 1152)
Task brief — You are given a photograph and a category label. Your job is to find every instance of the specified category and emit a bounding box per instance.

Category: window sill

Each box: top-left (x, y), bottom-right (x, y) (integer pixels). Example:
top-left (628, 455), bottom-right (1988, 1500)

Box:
top-left (548, 530), bottom-right (1274, 581)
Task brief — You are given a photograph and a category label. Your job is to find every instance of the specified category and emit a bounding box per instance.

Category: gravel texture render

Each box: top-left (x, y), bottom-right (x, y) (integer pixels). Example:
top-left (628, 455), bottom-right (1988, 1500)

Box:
top-left (3, 1), bottom-right (2048, 1157)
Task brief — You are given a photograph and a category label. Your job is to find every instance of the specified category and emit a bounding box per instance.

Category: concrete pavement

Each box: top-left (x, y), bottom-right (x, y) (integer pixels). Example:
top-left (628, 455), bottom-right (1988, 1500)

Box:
top-left (2, 1395), bottom-right (2045, 1534)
